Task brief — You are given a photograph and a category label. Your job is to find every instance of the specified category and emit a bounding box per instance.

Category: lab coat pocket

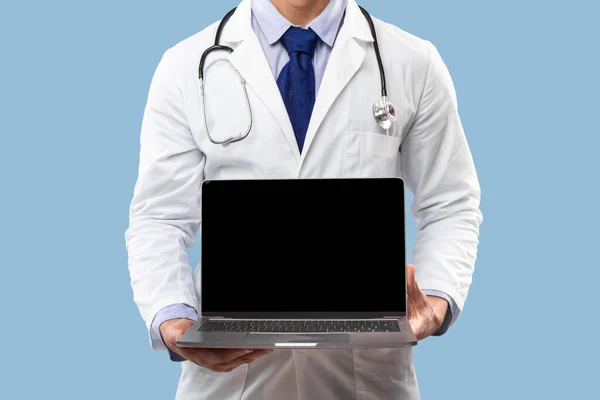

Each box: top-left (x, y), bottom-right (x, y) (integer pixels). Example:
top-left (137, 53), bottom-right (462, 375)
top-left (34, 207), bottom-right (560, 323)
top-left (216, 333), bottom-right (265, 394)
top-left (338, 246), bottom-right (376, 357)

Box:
top-left (352, 348), bottom-right (419, 400)
top-left (343, 132), bottom-right (402, 178)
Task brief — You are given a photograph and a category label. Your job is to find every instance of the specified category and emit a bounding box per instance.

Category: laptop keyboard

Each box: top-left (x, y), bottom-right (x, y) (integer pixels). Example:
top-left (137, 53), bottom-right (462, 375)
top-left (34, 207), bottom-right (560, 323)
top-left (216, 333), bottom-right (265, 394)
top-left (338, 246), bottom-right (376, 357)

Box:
top-left (199, 319), bottom-right (401, 333)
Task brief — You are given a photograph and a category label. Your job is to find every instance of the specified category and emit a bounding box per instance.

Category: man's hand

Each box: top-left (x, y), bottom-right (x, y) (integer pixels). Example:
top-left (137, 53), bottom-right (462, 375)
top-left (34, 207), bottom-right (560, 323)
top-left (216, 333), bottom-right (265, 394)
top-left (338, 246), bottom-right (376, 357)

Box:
top-left (160, 319), bottom-right (273, 372)
top-left (407, 264), bottom-right (449, 340)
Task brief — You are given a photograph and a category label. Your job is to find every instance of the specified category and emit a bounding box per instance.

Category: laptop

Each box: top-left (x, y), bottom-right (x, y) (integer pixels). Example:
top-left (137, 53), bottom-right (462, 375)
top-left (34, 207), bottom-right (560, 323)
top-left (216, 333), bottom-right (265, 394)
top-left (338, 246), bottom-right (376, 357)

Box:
top-left (176, 177), bottom-right (417, 349)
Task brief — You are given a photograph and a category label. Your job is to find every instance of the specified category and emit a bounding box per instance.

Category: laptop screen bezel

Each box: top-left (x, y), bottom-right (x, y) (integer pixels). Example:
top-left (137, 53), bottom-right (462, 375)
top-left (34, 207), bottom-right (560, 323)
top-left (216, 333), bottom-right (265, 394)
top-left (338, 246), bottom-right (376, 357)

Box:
top-left (200, 177), bottom-right (408, 319)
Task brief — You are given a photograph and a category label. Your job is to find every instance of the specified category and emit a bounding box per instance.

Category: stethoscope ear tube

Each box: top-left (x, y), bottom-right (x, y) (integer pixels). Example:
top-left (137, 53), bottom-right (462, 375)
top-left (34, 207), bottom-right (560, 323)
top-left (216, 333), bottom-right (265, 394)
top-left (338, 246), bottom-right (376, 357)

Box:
top-left (215, 7), bottom-right (238, 46)
top-left (199, 6), bottom-right (237, 80)
top-left (358, 6), bottom-right (387, 98)
top-left (199, 45), bottom-right (234, 80)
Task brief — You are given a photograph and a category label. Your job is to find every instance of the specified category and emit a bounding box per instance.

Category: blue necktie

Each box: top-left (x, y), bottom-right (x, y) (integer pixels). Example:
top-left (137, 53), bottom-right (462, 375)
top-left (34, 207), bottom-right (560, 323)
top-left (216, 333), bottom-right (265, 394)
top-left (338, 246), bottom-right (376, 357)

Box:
top-left (276, 27), bottom-right (320, 154)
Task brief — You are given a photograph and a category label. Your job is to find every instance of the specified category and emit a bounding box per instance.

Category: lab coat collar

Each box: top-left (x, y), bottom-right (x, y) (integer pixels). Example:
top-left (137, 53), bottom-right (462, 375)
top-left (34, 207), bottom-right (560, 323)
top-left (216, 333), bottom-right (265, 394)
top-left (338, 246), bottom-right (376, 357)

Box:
top-left (251, 0), bottom-right (347, 48)
top-left (219, 0), bottom-right (253, 43)
top-left (221, 0), bottom-right (374, 45)
top-left (345, 0), bottom-right (375, 43)
top-left (251, 0), bottom-right (296, 46)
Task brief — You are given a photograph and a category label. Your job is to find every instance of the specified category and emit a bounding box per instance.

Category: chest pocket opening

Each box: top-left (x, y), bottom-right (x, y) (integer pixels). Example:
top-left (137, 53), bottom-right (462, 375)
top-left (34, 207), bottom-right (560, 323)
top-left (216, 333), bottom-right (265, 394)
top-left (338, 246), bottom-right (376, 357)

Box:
top-left (343, 131), bottom-right (403, 178)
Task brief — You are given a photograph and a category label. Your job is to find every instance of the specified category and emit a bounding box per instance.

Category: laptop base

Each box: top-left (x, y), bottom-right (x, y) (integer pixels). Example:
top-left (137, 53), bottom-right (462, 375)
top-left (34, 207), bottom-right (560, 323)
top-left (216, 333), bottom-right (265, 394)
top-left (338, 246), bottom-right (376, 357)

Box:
top-left (177, 317), bottom-right (417, 349)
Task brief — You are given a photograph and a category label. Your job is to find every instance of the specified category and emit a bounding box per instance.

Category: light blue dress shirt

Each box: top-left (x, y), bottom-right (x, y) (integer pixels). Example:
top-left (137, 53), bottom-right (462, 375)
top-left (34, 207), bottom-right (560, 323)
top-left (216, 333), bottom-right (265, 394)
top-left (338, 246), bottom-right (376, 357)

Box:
top-left (151, 0), bottom-right (460, 361)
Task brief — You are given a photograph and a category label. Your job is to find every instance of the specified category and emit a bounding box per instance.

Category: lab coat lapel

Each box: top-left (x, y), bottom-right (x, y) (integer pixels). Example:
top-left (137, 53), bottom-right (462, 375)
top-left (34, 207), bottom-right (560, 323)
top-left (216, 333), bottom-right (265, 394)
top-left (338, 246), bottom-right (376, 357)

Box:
top-left (299, 0), bottom-right (374, 165)
top-left (222, 0), bottom-right (301, 162)
top-left (299, 33), bottom-right (365, 165)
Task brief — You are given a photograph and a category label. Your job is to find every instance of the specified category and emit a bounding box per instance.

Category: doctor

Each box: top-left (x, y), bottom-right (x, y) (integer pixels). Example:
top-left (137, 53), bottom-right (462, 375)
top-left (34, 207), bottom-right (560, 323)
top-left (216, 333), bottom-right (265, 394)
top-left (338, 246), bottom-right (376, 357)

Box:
top-left (125, 0), bottom-right (482, 398)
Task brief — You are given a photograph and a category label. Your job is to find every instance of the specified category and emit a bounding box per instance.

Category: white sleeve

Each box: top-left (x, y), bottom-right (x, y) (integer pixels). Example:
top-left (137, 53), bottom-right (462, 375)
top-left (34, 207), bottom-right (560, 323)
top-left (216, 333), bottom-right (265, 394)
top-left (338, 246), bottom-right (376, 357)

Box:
top-left (125, 49), bottom-right (204, 349)
top-left (401, 41), bottom-right (483, 316)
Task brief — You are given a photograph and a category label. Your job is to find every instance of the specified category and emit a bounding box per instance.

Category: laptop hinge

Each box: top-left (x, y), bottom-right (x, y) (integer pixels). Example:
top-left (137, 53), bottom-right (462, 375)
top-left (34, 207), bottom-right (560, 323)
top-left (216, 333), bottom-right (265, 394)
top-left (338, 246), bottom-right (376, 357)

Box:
top-left (383, 316), bottom-right (403, 319)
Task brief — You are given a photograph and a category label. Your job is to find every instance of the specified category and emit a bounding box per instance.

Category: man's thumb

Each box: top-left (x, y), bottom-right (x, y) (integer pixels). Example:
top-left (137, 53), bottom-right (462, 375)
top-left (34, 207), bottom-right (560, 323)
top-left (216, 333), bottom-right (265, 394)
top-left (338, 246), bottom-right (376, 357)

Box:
top-left (406, 264), bottom-right (417, 295)
top-left (406, 264), bottom-right (421, 301)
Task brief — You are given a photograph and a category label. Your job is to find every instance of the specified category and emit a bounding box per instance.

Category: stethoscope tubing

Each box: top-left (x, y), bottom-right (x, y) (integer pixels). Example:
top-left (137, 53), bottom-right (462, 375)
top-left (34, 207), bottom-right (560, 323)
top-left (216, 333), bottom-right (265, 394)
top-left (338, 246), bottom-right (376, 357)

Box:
top-left (199, 5), bottom-right (395, 145)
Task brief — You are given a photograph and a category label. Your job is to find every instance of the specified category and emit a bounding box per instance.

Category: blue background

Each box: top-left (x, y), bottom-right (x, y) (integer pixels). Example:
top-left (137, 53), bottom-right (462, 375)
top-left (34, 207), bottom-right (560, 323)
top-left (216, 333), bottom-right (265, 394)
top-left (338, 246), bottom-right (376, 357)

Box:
top-left (1, 0), bottom-right (598, 398)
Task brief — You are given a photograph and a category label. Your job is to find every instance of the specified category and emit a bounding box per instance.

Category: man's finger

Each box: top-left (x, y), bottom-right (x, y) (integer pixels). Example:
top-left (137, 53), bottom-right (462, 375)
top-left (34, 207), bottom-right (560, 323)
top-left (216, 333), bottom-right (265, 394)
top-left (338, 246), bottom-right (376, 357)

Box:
top-left (194, 348), bottom-right (254, 365)
top-left (245, 349), bottom-right (274, 359)
top-left (209, 359), bottom-right (250, 373)
top-left (206, 350), bottom-right (274, 373)
top-left (182, 348), bottom-right (247, 367)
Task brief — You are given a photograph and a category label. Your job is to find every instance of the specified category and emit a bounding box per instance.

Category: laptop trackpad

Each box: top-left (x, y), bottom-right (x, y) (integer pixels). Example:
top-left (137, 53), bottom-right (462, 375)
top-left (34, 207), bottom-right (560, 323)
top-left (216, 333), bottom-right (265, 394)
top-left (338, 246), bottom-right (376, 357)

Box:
top-left (244, 333), bottom-right (349, 345)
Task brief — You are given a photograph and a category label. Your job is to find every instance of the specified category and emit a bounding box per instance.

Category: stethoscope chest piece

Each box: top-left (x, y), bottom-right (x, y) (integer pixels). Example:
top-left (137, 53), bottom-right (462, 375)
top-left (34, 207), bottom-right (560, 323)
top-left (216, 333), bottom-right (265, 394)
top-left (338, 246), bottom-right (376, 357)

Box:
top-left (373, 96), bottom-right (397, 130)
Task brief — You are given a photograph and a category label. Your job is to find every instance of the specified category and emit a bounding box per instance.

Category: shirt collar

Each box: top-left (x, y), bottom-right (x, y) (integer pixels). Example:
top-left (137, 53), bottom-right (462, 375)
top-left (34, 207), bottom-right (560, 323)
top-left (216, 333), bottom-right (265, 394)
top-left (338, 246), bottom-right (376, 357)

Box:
top-left (251, 0), bottom-right (347, 47)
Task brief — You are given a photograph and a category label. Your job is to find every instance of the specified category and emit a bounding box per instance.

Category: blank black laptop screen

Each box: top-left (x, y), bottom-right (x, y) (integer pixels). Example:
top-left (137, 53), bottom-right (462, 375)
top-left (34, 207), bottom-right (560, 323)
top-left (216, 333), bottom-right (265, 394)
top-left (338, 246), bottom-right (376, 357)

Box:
top-left (201, 178), bottom-right (406, 316)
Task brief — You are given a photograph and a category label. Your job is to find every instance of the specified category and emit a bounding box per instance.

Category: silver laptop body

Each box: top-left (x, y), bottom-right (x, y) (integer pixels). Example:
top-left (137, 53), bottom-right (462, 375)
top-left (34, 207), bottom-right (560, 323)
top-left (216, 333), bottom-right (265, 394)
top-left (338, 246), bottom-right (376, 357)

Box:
top-left (177, 178), bottom-right (417, 349)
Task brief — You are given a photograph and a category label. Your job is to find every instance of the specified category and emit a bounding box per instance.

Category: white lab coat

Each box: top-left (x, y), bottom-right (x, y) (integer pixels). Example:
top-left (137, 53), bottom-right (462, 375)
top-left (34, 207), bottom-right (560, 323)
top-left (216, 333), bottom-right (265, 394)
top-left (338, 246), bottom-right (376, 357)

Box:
top-left (125, 0), bottom-right (482, 398)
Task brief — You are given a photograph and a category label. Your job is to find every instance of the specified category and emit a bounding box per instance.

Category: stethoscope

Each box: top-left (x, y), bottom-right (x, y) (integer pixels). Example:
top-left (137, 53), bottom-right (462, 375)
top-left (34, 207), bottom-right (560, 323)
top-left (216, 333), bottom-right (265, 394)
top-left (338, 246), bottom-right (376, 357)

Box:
top-left (199, 6), bottom-right (397, 146)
